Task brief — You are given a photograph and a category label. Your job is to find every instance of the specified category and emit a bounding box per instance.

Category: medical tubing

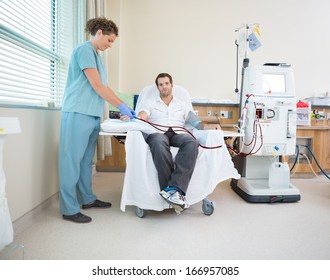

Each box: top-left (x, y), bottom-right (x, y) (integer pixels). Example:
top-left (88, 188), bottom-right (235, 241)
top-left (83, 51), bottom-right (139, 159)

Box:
top-left (290, 145), bottom-right (300, 172)
top-left (290, 155), bottom-right (299, 177)
top-left (301, 153), bottom-right (318, 176)
top-left (238, 121), bottom-right (263, 156)
top-left (229, 117), bottom-right (264, 157)
top-left (134, 117), bottom-right (222, 149)
top-left (304, 145), bottom-right (330, 180)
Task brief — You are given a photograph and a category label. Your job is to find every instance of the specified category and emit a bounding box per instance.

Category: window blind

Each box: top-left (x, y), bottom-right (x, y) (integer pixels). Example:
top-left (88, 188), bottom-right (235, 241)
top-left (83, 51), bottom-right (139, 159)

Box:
top-left (0, 0), bottom-right (79, 108)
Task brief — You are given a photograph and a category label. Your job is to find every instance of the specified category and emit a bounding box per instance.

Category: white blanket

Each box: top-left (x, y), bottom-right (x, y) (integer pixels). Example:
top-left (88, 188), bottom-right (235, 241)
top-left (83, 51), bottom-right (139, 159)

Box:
top-left (101, 118), bottom-right (158, 134)
top-left (100, 119), bottom-right (240, 211)
top-left (120, 130), bottom-right (241, 212)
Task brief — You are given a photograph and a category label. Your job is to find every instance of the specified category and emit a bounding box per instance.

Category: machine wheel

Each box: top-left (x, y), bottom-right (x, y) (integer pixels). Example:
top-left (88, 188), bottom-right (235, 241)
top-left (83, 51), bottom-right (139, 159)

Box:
top-left (135, 207), bottom-right (145, 218)
top-left (202, 199), bottom-right (214, 216)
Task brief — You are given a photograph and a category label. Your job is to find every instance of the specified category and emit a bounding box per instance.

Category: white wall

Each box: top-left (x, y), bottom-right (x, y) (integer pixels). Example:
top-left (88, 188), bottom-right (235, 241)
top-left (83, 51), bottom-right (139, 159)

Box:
top-left (113, 0), bottom-right (330, 101)
top-left (106, 0), bottom-right (121, 90)
top-left (0, 108), bottom-right (60, 222)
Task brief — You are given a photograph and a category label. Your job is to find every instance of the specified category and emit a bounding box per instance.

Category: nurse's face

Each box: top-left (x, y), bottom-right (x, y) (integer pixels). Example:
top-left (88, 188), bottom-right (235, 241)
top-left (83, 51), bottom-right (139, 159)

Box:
top-left (96, 30), bottom-right (116, 51)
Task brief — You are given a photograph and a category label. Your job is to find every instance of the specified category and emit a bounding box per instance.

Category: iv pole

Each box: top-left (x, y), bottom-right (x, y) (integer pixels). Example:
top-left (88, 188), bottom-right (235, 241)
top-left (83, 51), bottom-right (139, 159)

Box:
top-left (235, 23), bottom-right (258, 132)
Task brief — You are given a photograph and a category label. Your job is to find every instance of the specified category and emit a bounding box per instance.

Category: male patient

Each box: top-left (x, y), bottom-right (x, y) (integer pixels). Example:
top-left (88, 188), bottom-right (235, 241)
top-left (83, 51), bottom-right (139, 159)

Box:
top-left (136, 73), bottom-right (200, 214)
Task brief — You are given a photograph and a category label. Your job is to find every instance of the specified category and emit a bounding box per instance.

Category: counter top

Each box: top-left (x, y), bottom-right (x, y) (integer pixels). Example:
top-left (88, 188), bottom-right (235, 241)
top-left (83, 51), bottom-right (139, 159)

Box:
top-left (311, 105), bottom-right (330, 109)
top-left (297, 125), bottom-right (330, 130)
top-left (192, 102), bottom-right (239, 107)
top-left (192, 102), bottom-right (330, 109)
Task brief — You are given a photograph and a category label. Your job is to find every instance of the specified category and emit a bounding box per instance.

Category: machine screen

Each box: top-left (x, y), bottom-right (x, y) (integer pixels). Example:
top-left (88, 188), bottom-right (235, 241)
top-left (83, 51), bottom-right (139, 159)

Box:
top-left (262, 74), bottom-right (286, 94)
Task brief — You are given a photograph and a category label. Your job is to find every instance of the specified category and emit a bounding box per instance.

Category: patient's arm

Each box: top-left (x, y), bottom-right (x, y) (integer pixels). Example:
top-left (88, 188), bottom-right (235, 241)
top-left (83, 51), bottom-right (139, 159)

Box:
top-left (120, 110), bottom-right (148, 122)
top-left (138, 111), bottom-right (148, 120)
top-left (120, 115), bottom-right (131, 121)
top-left (119, 109), bottom-right (148, 122)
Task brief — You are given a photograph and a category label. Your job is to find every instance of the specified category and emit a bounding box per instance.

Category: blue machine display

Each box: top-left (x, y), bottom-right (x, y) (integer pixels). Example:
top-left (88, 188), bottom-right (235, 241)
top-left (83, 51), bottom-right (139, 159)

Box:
top-left (231, 64), bottom-right (301, 203)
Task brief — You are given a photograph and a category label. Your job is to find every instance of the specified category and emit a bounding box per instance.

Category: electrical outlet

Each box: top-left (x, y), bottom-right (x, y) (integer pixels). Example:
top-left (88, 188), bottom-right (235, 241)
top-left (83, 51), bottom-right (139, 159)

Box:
top-left (220, 111), bottom-right (228, 118)
top-left (220, 110), bottom-right (233, 119)
top-left (207, 110), bottom-right (212, 117)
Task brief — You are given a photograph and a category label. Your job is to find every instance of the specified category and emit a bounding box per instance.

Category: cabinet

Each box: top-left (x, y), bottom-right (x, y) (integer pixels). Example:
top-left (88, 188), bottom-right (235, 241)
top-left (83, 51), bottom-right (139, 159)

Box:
top-left (286, 106), bottom-right (330, 173)
top-left (289, 106), bottom-right (330, 173)
top-left (96, 136), bottom-right (126, 172)
top-left (290, 126), bottom-right (330, 173)
top-left (193, 104), bottom-right (239, 131)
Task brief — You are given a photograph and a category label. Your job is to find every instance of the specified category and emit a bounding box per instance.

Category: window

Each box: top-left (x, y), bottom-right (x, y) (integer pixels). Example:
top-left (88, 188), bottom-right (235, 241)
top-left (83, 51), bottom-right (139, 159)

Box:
top-left (0, 0), bottom-right (84, 108)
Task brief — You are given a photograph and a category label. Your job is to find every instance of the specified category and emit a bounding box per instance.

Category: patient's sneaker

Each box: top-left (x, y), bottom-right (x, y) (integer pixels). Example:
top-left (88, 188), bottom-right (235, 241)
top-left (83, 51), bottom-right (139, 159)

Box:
top-left (159, 188), bottom-right (188, 214)
top-left (172, 201), bottom-right (189, 215)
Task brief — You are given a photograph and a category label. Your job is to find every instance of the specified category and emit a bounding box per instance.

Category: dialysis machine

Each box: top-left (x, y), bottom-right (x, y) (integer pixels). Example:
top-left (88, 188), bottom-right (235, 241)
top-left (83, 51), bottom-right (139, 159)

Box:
top-left (231, 64), bottom-right (301, 203)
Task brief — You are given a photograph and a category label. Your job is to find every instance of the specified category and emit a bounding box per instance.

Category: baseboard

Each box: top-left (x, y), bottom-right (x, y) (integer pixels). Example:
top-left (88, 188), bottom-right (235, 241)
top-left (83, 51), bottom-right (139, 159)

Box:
top-left (12, 193), bottom-right (59, 236)
top-left (96, 166), bottom-right (125, 172)
top-left (13, 167), bottom-right (99, 236)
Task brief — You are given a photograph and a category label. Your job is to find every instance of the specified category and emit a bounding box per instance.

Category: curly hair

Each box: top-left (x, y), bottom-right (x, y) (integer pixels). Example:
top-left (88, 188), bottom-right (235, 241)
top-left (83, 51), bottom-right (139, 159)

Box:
top-left (85, 17), bottom-right (119, 36)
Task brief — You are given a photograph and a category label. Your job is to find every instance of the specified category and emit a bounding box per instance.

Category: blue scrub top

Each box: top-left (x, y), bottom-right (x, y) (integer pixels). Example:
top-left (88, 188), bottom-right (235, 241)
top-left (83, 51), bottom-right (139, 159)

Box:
top-left (62, 41), bottom-right (107, 117)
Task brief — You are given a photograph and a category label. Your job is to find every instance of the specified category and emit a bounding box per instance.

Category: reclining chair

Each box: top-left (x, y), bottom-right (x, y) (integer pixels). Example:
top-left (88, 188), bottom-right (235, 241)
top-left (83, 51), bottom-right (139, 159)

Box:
top-left (111, 84), bottom-right (240, 217)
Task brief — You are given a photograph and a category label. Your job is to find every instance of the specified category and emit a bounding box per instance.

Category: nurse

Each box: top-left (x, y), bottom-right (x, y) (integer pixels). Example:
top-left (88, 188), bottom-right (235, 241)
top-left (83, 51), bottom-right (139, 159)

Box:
top-left (59, 17), bottom-right (135, 223)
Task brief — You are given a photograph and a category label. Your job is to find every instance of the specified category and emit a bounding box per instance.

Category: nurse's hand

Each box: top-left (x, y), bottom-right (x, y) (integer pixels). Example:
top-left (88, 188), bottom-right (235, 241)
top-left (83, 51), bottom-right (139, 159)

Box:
top-left (117, 103), bottom-right (136, 119)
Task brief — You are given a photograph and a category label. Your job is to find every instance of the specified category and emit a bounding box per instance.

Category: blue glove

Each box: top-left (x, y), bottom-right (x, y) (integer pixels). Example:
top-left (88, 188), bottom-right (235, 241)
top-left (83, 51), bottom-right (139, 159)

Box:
top-left (117, 103), bottom-right (135, 119)
top-left (129, 108), bottom-right (137, 118)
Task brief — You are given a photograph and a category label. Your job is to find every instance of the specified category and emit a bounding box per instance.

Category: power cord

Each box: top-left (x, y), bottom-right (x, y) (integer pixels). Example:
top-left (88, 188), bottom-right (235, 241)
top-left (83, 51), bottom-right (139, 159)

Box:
top-left (303, 145), bottom-right (330, 180)
top-left (290, 144), bottom-right (330, 180)
top-left (290, 144), bottom-right (300, 172)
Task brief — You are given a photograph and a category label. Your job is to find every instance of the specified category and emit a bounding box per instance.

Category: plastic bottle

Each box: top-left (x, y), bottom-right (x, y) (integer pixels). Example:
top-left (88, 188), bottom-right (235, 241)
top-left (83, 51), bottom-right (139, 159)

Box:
top-left (268, 162), bottom-right (290, 189)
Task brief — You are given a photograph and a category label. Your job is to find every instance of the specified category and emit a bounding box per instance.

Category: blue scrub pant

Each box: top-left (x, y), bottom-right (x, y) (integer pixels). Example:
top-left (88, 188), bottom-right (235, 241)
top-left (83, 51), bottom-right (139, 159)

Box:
top-left (59, 112), bottom-right (100, 215)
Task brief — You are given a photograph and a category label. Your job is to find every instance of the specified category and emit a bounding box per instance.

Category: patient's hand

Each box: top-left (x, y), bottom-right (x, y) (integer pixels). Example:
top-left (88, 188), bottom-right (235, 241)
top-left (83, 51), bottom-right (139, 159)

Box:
top-left (120, 115), bottom-right (131, 121)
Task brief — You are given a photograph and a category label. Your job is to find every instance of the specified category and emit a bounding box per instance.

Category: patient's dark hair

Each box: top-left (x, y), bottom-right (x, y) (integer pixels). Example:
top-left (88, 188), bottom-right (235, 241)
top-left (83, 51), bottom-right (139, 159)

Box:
top-left (85, 17), bottom-right (119, 36)
top-left (155, 73), bottom-right (173, 86)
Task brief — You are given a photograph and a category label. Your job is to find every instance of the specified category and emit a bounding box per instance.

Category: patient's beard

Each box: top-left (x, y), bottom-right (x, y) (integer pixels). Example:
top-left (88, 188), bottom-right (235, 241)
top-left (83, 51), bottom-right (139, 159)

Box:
top-left (160, 88), bottom-right (172, 98)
